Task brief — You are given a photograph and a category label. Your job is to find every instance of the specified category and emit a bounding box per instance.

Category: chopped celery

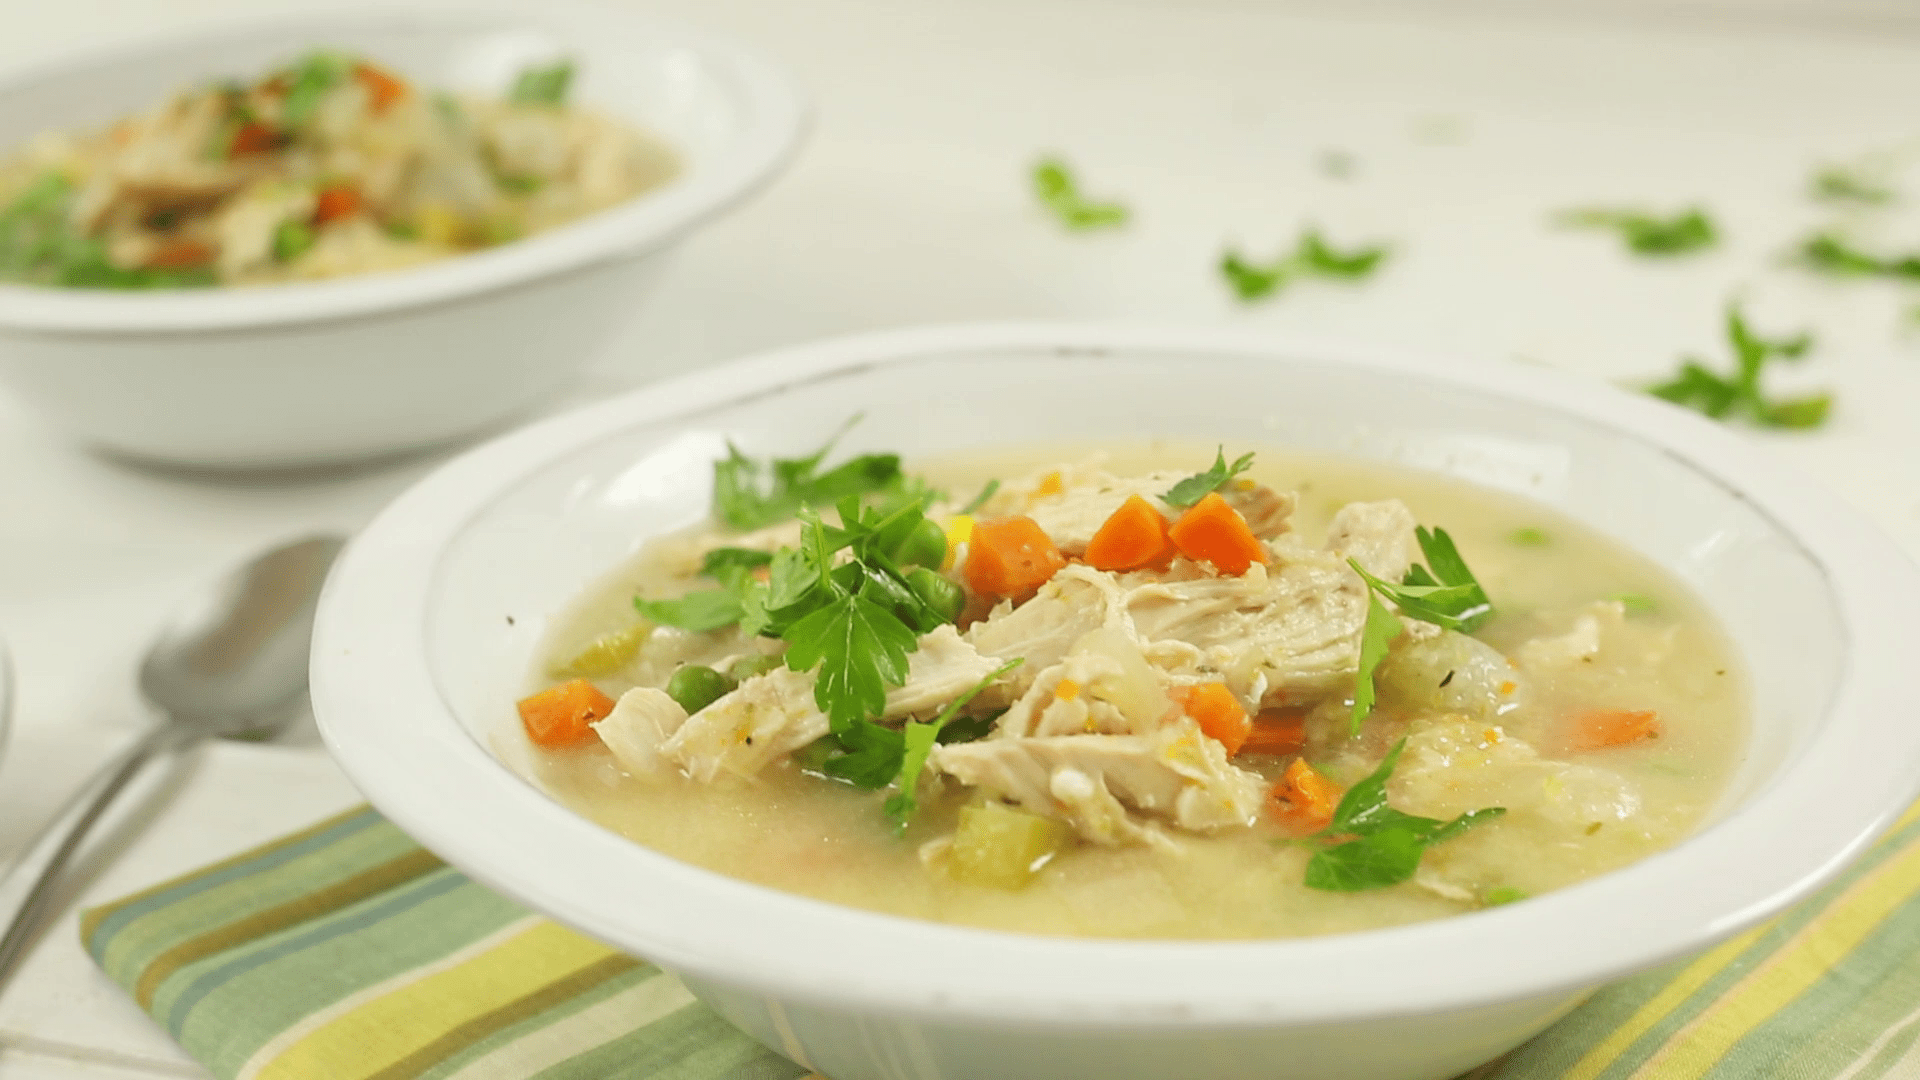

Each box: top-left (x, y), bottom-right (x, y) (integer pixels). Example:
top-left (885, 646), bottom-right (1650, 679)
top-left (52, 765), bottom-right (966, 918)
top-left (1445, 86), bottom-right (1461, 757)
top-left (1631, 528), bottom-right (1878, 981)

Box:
top-left (726, 652), bottom-right (783, 682)
top-left (548, 623), bottom-right (649, 679)
top-left (948, 802), bottom-right (1071, 890)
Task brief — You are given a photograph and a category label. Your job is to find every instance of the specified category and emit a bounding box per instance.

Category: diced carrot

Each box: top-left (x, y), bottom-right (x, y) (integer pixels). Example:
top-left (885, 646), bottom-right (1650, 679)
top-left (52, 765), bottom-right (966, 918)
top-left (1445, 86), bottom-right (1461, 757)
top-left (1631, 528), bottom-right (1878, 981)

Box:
top-left (964, 516), bottom-right (1066, 599)
top-left (1032, 471), bottom-right (1065, 498)
top-left (1084, 495), bottom-right (1176, 573)
top-left (517, 678), bottom-right (617, 747)
top-left (1240, 708), bottom-right (1308, 757)
top-left (313, 186), bottom-right (361, 225)
top-left (1168, 493), bottom-right (1267, 575)
top-left (228, 121), bottom-right (284, 155)
top-left (354, 62), bottom-right (409, 111)
top-left (1173, 682), bottom-right (1250, 755)
top-left (1055, 678), bottom-right (1081, 701)
top-left (1566, 709), bottom-right (1661, 752)
top-left (1271, 759), bottom-right (1341, 834)
top-left (146, 239), bottom-right (215, 269)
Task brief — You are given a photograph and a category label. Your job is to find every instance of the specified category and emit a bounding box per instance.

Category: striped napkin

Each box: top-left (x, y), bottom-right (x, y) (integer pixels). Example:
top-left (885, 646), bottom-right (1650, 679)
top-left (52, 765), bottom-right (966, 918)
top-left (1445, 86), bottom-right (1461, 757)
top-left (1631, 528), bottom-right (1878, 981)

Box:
top-left (81, 800), bottom-right (1920, 1080)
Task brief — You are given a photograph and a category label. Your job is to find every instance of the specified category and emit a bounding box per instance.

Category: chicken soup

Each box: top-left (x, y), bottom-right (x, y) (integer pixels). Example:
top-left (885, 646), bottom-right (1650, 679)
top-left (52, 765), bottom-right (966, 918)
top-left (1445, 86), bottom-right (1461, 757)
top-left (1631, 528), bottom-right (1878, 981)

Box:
top-left (0, 51), bottom-right (675, 288)
top-left (516, 438), bottom-right (1745, 940)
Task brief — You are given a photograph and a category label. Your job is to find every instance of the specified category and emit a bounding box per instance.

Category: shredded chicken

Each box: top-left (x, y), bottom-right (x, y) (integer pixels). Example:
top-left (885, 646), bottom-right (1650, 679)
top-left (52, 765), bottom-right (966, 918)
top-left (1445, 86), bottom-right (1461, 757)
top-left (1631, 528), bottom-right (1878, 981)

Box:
top-left (654, 625), bottom-right (999, 782)
top-left (929, 717), bottom-right (1266, 847)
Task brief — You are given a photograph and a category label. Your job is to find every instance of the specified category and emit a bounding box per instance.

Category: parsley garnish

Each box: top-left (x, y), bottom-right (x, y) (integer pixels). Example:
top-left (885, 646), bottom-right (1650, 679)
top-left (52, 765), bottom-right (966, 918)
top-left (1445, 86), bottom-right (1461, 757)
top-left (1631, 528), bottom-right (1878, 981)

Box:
top-left (1162, 447), bottom-right (1256, 508)
top-left (1796, 232), bottom-right (1920, 280)
top-left (510, 60), bottom-right (575, 106)
top-left (1811, 165), bottom-right (1895, 206)
top-left (958, 479), bottom-right (1000, 516)
top-left (1610, 592), bottom-right (1658, 615)
top-left (633, 589), bottom-right (745, 633)
top-left (1031, 157), bottom-right (1129, 230)
top-left (1346, 526), bottom-right (1494, 734)
top-left (1303, 739), bottom-right (1506, 891)
top-left (280, 51), bottom-right (351, 128)
top-left (1556, 206), bottom-right (1716, 256)
top-left (712, 420), bottom-right (907, 530)
top-left (1646, 304), bottom-right (1829, 430)
top-left (1220, 228), bottom-right (1389, 301)
top-left (0, 173), bottom-right (215, 290)
top-left (700, 547), bottom-right (773, 589)
top-left (884, 658), bottom-right (1024, 833)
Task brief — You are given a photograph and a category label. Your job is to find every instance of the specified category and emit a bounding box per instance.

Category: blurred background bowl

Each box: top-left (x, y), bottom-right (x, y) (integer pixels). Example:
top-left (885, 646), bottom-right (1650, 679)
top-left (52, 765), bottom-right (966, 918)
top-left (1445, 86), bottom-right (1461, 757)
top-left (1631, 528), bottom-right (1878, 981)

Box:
top-left (0, 7), bottom-right (805, 469)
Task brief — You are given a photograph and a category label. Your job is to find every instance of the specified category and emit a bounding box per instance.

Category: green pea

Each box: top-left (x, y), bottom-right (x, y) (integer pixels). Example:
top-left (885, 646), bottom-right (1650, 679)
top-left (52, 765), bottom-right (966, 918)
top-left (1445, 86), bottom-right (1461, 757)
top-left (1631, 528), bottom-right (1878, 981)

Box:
top-left (908, 568), bottom-right (966, 624)
top-left (891, 518), bottom-right (948, 570)
top-left (727, 652), bottom-right (783, 682)
top-left (272, 220), bottom-right (314, 262)
top-left (666, 665), bottom-right (736, 714)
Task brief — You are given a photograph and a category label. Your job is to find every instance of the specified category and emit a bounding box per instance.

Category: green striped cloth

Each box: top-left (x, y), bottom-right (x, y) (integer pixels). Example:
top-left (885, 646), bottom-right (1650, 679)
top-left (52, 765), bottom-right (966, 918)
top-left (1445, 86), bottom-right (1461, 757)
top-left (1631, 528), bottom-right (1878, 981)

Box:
top-left (80, 801), bottom-right (1920, 1080)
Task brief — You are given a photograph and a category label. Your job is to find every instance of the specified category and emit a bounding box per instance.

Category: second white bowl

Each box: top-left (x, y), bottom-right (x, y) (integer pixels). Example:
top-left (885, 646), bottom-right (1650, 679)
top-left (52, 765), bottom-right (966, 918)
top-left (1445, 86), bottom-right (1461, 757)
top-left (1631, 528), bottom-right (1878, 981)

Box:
top-left (0, 8), bottom-right (804, 467)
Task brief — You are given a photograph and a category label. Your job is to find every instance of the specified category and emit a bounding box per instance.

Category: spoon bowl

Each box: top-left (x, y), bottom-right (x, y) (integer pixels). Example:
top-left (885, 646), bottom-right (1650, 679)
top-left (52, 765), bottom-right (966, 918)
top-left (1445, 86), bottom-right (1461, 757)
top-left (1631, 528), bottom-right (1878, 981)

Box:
top-left (138, 536), bottom-right (342, 739)
top-left (0, 533), bottom-right (344, 989)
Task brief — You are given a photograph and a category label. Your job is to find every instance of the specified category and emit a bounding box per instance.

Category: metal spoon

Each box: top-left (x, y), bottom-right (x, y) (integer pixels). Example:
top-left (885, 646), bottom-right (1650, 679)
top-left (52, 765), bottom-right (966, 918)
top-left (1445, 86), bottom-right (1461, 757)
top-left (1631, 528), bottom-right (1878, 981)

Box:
top-left (0, 534), bottom-right (344, 988)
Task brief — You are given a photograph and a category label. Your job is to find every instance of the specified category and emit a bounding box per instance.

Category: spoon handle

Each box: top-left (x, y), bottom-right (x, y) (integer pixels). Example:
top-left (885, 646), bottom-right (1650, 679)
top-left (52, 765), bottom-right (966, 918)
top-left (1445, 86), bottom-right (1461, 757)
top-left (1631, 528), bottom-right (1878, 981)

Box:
top-left (0, 725), bottom-right (177, 990)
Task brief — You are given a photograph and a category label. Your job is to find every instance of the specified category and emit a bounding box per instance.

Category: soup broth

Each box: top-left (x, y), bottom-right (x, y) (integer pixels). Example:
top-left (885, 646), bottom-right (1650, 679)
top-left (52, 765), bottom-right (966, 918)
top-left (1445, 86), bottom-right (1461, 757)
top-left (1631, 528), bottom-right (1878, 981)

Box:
top-left (524, 441), bottom-right (1745, 940)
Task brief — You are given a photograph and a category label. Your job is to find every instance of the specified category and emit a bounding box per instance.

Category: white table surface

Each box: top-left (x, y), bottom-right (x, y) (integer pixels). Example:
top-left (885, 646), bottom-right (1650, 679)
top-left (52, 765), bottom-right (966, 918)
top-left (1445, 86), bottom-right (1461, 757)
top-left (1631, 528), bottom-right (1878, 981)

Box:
top-left (4, 0), bottom-right (1920, 1075)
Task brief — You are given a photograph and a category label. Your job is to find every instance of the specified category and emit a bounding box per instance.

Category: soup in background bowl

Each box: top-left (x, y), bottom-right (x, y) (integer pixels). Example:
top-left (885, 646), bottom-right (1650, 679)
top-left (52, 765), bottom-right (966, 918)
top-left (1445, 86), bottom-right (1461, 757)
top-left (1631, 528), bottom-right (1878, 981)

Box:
top-left (312, 326), bottom-right (1920, 1080)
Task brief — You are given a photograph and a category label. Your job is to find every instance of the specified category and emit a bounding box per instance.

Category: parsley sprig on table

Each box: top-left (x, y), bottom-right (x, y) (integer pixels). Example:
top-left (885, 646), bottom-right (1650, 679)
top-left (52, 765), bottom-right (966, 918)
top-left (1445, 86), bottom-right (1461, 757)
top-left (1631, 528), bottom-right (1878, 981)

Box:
top-left (1162, 447), bottom-right (1255, 508)
top-left (1221, 227), bottom-right (1390, 301)
top-left (1031, 157), bottom-right (1130, 230)
top-left (1304, 739), bottom-right (1506, 891)
top-left (1811, 165), bottom-right (1895, 206)
top-left (1346, 527), bottom-right (1495, 734)
top-left (1796, 232), bottom-right (1920, 280)
top-left (1646, 304), bottom-right (1830, 430)
top-left (1556, 206), bottom-right (1717, 256)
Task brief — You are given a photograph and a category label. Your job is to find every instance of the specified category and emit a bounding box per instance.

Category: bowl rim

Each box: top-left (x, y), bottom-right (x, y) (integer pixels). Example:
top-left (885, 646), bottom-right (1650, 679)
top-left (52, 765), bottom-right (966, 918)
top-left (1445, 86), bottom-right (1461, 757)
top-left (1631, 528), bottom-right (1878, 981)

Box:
top-left (0, 4), bottom-right (806, 335)
top-left (313, 322), bottom-right (1920, 1027)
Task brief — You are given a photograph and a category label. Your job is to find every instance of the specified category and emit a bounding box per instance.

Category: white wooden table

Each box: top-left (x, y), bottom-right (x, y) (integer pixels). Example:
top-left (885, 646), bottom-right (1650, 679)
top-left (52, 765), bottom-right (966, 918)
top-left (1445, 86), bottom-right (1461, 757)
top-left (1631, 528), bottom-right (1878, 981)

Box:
top-left (3, 0), bottom-right (1919, 1074)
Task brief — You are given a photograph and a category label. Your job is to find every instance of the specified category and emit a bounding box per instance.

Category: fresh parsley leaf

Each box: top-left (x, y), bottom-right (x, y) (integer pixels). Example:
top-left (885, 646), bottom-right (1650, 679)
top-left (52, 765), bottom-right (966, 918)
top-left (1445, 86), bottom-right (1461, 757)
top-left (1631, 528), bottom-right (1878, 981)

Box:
top-left (1508, 527), bottom-right (1550, 547)
top-left (712, 422), bottom-right (906, 530)
top-left (884, 657), bottom-right (1024, 833)
top-left (1349, 588), bottom-right (1400, 736)
top-left (1797, 232), bottom-right (1920, 279)
top-left (1645, 304), bottom-right (1829, 430)
top-left (959, 478), bottom-right (1000, 516)
top-left (510, 60), bottom-right (575, 106)
top-left (633, 590), bottom-right (745, 633)
top-left (1407, 527), bottom-right (1495, 631)
top-left (1812, 165), bottom-right (1895, 206)
top-left (1162, 447), bottom-right (1256, 508)
top-left (1557, 206), bottom-right (1717, 256)
top-left (280, 51), bottom-right (351, 128)
top-left (1345, 527), bottom-right (1494, 734)
top-left (1298, 229), bottom-right (1389, 277)
top-left (700, 547), bottom-right (773, 589)
top-left (1031, 157), bottom-right (1129, 230)
top-left (1220, 227), bottom-right (1389, 301)
top-left (937, 710), bottom-right (1003, 745)
top-left (1303, 739), bottom-right (1506, 891)
top-left (820, 720), bottom-right (906, 788)
top-left (1610, 591), bottom-right (1659, 615)
top-left (785, 591), bottom-right (918, 731)
top-left (1304, 826), bottom-right (1427, 891)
